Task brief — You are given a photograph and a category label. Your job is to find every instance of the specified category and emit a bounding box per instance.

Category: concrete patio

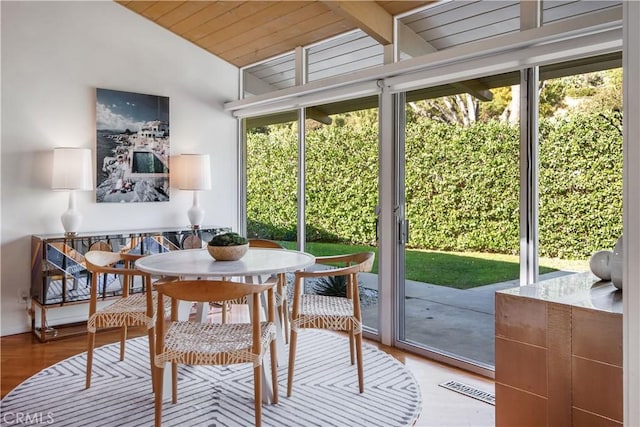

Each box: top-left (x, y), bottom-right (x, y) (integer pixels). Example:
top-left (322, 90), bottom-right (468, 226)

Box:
top-left (359, 270), bottom-right (575, 367)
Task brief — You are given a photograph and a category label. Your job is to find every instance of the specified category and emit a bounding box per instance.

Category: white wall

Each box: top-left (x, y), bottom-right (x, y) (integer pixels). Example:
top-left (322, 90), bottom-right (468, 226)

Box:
top-left (0, 1), bottom-right (239, 335)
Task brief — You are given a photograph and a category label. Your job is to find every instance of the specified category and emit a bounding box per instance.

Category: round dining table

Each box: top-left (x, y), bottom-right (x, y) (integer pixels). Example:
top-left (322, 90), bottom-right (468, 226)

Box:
top-left (135, 247), bottom-right (315, 404)
top-left (135, 247), bottom-right (315, 279)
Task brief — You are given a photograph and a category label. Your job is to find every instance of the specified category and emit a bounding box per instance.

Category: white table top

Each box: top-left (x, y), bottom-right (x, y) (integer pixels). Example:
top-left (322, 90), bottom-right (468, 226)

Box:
top-left (135, 247), bottom-right (315, 277)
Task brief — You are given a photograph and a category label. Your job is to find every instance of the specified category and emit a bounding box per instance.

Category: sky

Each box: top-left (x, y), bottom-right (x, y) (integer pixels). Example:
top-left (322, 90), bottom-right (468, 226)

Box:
top-left (96, 88), bottom-right (169, 131)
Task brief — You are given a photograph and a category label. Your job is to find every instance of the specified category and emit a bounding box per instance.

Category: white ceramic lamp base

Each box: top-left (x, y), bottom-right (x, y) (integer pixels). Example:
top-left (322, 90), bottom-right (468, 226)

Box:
top-left (187, 191), bottom-right (205, 229)
top-left (61, 191), bottom-right (82, 236)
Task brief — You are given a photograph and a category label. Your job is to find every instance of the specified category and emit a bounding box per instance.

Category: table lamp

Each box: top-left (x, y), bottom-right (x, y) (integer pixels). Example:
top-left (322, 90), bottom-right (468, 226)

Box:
top-left (51, 147), bottom-right (93, 236)
top-left (178, 154), bottom-right (212, 229)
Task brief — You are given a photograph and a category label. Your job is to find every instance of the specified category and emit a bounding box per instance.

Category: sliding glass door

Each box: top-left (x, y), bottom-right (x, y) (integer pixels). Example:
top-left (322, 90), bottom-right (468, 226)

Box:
top-left (394, 56), bottom-right (623, 371)
top-left (244, 102), bottom-right (380, 335)
top-left (396, 79), bottom-right (520, 371)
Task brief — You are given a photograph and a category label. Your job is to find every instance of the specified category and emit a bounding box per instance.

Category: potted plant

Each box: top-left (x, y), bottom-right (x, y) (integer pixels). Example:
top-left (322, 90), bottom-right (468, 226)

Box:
top-left (207, 232), bottom-right (249, 261)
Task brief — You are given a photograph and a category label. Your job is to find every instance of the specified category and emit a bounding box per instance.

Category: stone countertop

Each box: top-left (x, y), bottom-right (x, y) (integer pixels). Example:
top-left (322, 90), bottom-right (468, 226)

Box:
top-left (497, 271), bottom-right (622, 314)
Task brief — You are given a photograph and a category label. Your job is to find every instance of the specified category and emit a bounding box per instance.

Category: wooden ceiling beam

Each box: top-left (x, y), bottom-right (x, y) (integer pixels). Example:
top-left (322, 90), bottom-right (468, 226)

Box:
top-left (450, 83), bottom-right (493, 102)
top-left (398, 22), bottom-right (492, 102)
top-left (307, 107), bottom-right (333, 125)
top-left (243, 72), bottom-right (278, 97)
top-left (244, 108), bottom-right (332, 127)
top-left (397, 21), bottom-right (437, 57)
top-left (321, 1), bottom-right (393, 45)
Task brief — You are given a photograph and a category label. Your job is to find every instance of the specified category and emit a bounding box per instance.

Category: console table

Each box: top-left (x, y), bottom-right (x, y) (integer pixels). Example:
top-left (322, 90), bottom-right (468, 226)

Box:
top-left (495, 272), bottom-right (622, 426)
top-left (30, 226), bottom-right (229, 342)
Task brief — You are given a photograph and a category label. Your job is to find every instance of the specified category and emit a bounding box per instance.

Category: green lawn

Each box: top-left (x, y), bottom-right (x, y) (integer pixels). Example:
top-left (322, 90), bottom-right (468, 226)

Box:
top-left (280, 241), bottom-right (588, 289)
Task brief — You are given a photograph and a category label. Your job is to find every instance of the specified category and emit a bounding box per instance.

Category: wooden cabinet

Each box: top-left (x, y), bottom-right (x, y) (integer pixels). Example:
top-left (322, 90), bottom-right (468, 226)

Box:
top-left (495, 272), bottom-right (623, 426)
top-left (30, 226), bottom-right (229, 341)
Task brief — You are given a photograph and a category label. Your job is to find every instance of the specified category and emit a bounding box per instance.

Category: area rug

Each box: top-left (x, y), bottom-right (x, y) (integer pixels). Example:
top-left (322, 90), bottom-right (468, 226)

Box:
top-left (1, 330), bottom-right (421, 426)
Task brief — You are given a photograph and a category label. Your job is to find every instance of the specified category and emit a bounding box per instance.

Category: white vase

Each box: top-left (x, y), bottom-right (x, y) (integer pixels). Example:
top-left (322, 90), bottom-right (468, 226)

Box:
top-left (610, 235), bottom-right (623, 290)
top-left (589, 250), bottom-right (612, 281)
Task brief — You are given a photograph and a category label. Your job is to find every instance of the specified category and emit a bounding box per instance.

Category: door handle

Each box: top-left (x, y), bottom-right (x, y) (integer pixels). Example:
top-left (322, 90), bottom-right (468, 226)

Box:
top-left (374, 205), bottom-right (381, 242)
top-left (399, 219), bottom-right (409, 245)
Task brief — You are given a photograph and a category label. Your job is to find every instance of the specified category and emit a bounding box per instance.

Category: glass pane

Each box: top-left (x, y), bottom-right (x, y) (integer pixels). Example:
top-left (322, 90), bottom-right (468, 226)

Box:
top-left (307, 30), bottom-right (383, 82)
top-left (304, 100), bottom-right (380, 333)
top-left (538, 67), bottom-right (623, 280)
top-left (242, 53), bottom-right (296, 99)
top-left (542, 0), bottom-right (622, 26)
top-left (397, 1), bottom-right (519, 61)
top-left (246, 113), bottom-right (299, 244)
top-left (401, 79), bottom-right (521, 368)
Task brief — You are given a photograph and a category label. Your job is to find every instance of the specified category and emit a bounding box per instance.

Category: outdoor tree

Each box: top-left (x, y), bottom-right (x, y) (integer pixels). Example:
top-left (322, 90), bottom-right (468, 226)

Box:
top-left (408, 93), bottom-right (480, 126)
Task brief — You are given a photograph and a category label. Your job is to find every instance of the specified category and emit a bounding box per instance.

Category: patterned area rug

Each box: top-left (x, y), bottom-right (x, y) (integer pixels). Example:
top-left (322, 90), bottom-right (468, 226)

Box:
top-left (1, 330), bottom-right (421, 426)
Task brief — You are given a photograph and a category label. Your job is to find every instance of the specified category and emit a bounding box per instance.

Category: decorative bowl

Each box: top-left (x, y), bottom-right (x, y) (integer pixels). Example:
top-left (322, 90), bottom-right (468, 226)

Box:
top-left (589, 250), bottom-right (612, 281)
top-left (207, 243), bottom-right (249, 261)
top-left (610, 235), bottom-right (623, 289)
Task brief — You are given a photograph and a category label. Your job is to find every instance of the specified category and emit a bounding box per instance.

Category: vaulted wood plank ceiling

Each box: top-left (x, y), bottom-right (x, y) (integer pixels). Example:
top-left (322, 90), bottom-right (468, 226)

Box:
top-left (116, 1), bottom-right (433, 68)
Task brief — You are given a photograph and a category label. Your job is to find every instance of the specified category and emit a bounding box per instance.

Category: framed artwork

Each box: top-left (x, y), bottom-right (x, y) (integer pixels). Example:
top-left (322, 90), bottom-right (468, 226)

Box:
top-left (95, 88), bottom-right (170, 203)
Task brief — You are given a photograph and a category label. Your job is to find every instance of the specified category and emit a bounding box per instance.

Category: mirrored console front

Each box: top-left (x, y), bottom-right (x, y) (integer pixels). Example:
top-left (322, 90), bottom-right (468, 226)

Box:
top-left (30, 226), bottom-right (229, 341)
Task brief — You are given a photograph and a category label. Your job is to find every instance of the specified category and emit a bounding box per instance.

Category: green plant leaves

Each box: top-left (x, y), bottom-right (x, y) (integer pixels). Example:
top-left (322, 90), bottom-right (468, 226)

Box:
top-left (208, 232), bottom-right (248, 246)
top-left (246, 110), bottom-right (622, 260)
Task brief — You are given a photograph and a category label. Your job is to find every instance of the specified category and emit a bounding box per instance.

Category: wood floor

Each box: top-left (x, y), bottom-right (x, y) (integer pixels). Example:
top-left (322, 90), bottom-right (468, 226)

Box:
top-left (1, 312), bottom-right (495, 426)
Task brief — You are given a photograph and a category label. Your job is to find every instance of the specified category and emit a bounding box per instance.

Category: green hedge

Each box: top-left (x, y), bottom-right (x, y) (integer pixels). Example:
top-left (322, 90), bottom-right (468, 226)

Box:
top-left (247, 111), bottom-right (623, 260)
top-left (246, 125), bottom-right (298, 240)
top-left (538, 112), bottom-right (623, 258)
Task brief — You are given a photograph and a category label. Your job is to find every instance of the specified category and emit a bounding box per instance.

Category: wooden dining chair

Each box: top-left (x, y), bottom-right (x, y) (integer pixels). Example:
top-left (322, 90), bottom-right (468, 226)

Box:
top-left (220, 239), bottom-right (291, 342)
top-left (249, 239), bottom-right (291, 342)
top-left (287, 251), bottom-right (375, 396)
top-left (153, 277), bottom-right (278, 427)
top-left (84, 251), bottom-right (156, 390)
top-left (181, 234), bottom-right (203, 249)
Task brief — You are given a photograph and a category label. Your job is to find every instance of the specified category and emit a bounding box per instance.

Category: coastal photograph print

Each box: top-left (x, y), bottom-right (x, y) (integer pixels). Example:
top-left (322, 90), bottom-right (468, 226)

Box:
top-left (96, 88), bottom-right (170, 203)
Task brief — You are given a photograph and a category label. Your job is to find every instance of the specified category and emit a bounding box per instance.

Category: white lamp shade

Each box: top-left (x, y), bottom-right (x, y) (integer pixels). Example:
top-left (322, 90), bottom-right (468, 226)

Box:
top-left (51, 147), bottom-right (93, 190)
top-left (178, 154), bottom-right (212, 190)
